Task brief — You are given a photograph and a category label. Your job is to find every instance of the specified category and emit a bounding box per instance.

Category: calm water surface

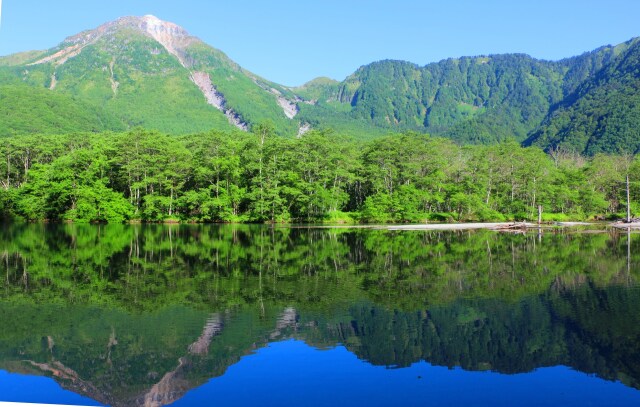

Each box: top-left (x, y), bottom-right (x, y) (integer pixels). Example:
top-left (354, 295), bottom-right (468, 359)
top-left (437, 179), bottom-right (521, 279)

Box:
top-left (0, 224), bottom-right (639, 406)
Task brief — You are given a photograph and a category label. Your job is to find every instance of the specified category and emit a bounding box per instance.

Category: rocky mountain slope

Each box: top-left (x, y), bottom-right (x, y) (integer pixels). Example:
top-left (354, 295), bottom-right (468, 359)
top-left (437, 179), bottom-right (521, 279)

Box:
top-left (0, 15), bottom-right (304, 136)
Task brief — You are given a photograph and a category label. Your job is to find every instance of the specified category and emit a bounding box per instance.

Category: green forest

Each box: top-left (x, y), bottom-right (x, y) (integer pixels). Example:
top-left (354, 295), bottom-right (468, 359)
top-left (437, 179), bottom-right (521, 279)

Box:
top-left (0, 127), bottom-right (638, 224)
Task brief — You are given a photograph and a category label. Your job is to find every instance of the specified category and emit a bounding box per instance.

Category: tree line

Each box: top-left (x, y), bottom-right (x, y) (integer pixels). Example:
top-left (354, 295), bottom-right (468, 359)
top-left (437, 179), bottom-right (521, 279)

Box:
top-left (0, 127), bottom-right (638, 223)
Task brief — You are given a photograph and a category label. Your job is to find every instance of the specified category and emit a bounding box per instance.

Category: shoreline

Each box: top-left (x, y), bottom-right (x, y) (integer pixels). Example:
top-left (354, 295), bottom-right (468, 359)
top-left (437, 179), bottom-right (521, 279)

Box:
top-left (381, 222), bottom-right (538, 231)
top-left (5, 220), bottom-right (640, 231)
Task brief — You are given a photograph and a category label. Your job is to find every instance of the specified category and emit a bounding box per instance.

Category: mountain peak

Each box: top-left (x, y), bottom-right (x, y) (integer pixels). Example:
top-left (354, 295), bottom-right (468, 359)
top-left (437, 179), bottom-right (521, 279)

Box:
top-left (142, 14), bottom-right (161, 21)
top-left (135, 14), bottom-right (191, 39)
top-left (125, 15), bottom-right (194, 65)
top-left (27, 15), bottom-right (198, 68)
top-left (55, 15), bottom-right (194, 49)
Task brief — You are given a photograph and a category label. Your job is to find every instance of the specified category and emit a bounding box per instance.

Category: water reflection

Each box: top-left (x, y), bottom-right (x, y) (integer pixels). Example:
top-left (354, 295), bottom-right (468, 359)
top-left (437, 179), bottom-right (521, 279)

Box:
top-left (0, 224), bottom-right (639, 406)
top-left (174, 341), bottom-right (640, 407)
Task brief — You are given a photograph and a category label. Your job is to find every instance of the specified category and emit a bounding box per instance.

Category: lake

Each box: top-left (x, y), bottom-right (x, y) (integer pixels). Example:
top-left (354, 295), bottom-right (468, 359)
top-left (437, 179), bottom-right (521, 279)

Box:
top-left (0, 224), bottom-right (639, 406)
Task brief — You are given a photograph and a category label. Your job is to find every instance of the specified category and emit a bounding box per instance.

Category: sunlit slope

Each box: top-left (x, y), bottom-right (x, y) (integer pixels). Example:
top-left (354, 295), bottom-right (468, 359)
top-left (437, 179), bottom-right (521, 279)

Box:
top-left (526, 38), bottom-right (640, 155)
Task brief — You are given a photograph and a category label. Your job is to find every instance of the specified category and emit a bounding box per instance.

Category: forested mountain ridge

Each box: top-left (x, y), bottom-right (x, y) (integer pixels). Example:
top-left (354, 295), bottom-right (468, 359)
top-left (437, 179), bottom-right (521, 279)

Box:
top-left (331, 55), bottom-right (565, 143)
top-left (525, 38), bottom-right (640, 155)
top-left (327, 43), bottom-right (634, 145)
top-left (1, 15), bottom-right (639, 153)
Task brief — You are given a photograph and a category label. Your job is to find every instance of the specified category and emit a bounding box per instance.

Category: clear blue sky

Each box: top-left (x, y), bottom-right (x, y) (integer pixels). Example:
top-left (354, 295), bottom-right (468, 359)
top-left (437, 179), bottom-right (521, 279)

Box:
top-left (1, 0), bottom-right (639, 86)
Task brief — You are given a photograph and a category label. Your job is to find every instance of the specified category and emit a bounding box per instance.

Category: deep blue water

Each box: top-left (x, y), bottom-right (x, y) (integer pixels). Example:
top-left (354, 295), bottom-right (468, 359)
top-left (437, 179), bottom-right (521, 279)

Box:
top-left (173, 340), bottom-right (640, 407)
top-left (4, 339), bottom-right (640, 407)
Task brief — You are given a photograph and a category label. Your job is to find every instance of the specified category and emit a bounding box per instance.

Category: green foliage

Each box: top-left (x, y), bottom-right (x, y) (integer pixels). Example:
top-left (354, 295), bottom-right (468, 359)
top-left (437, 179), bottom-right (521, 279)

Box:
top-left (322, 210), bottom-right (357, 224)
top-left (53, 33), bottom-right (233, 134)
top-left (527, 39), bottom-right (640, 155)
top-left (1, 22), bottom-right (640, 221)
top-left (2, 224), bottom-right (638, 311)
top-left (1, 131), bottom-right (637, 223)
top-left (293, 77), bottom-right (341, 101)
top-left (299, 39), bottom-right (640, 150)
top-left (325, 55), bottom-right (567, 142)
top-left (0, 84), bottom-right (125, 136)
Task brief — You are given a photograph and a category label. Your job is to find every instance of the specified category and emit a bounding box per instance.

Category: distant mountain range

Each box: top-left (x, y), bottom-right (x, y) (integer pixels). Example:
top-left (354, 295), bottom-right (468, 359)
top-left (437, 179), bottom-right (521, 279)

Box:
top-left (1, 15), bottom-right (639, 154)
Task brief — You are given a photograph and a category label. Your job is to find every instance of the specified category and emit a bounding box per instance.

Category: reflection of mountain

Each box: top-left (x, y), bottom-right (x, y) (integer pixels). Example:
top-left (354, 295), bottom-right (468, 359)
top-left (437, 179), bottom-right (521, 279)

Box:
top-left (328, 284), bottom-right (640, 390)
top-left (1, 283), bottom-right (640, 406)
top-left (0, 224), bottom-right (639, 405)
top-left (0, 305), bottom-right (302, 407)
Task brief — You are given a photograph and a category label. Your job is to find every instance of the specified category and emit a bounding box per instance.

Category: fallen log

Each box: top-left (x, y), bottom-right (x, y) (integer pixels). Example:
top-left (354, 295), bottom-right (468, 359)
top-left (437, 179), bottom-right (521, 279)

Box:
top-left (491, 222), bottom-right (532, 231)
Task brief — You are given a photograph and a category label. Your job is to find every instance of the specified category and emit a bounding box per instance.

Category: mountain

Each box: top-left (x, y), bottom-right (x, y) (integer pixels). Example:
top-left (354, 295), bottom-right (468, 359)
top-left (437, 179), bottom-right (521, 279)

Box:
top-left (1, 15), bottom-right (639, 153)
top-left (318, 45), bottom-right (633, 145)
top-left (0, 15), bottom-right (304, 136)
top-left (525, 38), bottom-right (640, 155)
top-left (328, 56), bottom-right (565, 143)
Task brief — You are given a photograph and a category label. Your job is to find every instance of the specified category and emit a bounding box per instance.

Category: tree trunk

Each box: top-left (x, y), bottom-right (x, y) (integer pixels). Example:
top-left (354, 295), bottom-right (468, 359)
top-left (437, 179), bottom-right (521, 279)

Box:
top-left (627, 174), bottom-right (631, 223)
top-left (538, 205), bottom-right (543, 225)
top-left (169, 185), bottom-right (174, 217)
top-left (5, 153), bottom-right (10, 189)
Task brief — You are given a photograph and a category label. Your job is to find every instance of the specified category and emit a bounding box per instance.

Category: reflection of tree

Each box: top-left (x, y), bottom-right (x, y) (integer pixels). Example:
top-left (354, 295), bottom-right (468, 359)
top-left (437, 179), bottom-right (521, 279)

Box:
top-left (1, 224), bottom-right (638, 310)
top-left (0, 225), bottom-right (639, 404)
top-left (333, 300), bottom-right (565, 372)
top-left (552, 284), bottom-right (640, 388)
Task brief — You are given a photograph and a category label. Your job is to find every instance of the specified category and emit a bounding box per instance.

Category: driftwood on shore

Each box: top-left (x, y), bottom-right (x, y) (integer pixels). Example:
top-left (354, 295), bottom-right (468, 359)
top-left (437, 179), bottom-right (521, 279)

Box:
top-left (383, 222), bottom-right (538, 231)
top-left (611, 220), bottom-right (640, 229)
top-left (313, 221), bottom-right (635, 232)
top-left (491, 222), bottom-right (534, 232)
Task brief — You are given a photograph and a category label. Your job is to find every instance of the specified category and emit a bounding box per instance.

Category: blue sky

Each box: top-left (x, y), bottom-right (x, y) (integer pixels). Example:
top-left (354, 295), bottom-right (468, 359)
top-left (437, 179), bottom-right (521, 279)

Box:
top-left (1, 0), bottom-right (639, 86)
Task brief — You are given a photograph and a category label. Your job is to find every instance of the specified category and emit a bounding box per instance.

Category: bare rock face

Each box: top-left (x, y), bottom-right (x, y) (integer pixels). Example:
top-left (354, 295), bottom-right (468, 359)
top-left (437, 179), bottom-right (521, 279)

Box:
top-left (190, 71), bottom-right (226, 110)
top-left (298, 123), bottom-right (312, 136)
top-left (278, 97), bottom-right (299, 119)
top-left (139, 15), bottom-right (189, 40)
top-left (29, 43), bottom-right (84, 66)
top-left (247, 74), bottom-right (300, 119)
top-left (188, 314), bottom-right (224, 356)
top-left (190, 71), bottom-right (249, 130)
top-left (137, 15), bottom-right (194, 68)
